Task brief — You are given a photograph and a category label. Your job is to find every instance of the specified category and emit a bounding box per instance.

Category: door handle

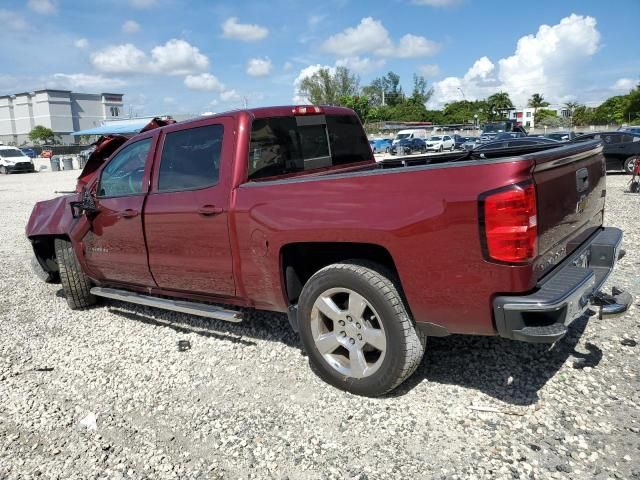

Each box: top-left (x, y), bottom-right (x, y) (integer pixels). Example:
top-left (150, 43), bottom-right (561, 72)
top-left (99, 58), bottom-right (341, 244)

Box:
top-left (119, 209), bottom-right (139, 218)
top-left (198, 205), bottom-right (224, 216)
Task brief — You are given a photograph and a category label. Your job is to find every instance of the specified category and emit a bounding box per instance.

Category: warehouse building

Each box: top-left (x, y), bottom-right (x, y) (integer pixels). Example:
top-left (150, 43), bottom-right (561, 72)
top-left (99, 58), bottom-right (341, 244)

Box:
top-left (0, 90), bottom-right (124, 145)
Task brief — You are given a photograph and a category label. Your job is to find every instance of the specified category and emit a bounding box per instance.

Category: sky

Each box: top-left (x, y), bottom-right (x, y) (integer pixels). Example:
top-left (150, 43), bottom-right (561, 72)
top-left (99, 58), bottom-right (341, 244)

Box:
top-left (0, 0), bottom-right (639, 116)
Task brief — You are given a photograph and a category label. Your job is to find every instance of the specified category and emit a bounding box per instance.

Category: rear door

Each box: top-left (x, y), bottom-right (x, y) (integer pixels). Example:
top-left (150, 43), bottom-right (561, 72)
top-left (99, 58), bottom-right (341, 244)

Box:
top-left (82, 135), bottom-right (157, 286)
top-left (144, 117), bottom-right (235, 297)
top-left (532, 141), bottom-right (606, 278)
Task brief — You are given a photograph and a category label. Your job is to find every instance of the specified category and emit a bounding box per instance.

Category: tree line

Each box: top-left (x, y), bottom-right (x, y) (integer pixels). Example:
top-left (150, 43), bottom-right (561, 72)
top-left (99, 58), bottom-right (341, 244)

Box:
top-left (298, 67), bottom-right (640, 127)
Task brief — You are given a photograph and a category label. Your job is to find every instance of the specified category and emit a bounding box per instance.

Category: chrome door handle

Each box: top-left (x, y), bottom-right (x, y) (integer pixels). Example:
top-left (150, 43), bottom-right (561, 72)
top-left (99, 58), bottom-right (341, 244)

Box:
top-left (198, 205), bottom-right (224, 216)
top-left (119, 209), bottom-right (139, 218)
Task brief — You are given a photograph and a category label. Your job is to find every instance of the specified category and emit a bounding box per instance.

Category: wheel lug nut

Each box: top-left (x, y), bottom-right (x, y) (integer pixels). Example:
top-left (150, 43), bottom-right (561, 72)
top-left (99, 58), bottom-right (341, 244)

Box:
top-left (356, 323), bottom-right (361, 329)
top-left (340, 331), bottom-right (346, 337)
top-left (338, 320), bottom-right (345, 326)
top-left (357, 334), bottom-right (362, 340)
top-left (349, 338), bottom-right (355, 345)
top-left (346, 315), bottom-right (352, 322)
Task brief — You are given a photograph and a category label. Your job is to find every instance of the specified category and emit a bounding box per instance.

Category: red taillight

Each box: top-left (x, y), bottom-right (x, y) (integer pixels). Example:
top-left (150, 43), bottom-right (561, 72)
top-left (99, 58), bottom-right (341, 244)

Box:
top-left (481, 182), bottom-right (538, 264)
top-left (292, 105), bottom-right (323, 115)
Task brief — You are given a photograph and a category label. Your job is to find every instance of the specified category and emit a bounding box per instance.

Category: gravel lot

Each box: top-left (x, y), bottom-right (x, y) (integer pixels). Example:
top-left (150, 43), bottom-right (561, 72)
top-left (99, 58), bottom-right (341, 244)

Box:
top-left (1, 169), bottom-right (639, 480)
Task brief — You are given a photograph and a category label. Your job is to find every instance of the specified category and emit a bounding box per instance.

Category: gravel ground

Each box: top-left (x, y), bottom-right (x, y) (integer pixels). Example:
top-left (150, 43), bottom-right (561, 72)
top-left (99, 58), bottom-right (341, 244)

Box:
top-left (1, 169), bottom-right (639, 480)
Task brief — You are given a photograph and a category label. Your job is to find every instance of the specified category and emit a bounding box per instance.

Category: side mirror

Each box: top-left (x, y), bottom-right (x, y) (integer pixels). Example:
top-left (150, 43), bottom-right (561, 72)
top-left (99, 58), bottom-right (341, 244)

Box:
top-left (70, 188), bottom-right (99, 219)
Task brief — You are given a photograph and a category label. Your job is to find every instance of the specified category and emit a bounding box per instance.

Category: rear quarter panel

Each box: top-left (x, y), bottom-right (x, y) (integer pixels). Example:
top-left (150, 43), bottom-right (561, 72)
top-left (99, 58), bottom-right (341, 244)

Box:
top-left (233, 158), bottom-right (537, 335)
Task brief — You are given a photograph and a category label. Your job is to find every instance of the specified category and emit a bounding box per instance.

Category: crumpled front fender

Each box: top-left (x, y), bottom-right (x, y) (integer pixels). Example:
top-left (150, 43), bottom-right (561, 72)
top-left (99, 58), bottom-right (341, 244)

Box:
top-left (25, 194), bottom-right (77, 238)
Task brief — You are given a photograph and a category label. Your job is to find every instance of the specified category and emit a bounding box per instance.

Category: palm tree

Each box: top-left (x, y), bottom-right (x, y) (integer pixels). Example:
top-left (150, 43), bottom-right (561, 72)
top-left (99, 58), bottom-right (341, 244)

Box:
top-left (487, 92), bottom-right (514, 119)
top-left (527, 93), bottom-right (550, 115)
top-left (564, 101), bottom-right (580, 128)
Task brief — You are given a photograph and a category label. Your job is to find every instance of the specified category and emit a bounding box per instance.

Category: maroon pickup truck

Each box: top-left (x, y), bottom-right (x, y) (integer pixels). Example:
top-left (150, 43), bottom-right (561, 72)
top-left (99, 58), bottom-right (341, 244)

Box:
top-left (26, 106), bottom-right (631, 396)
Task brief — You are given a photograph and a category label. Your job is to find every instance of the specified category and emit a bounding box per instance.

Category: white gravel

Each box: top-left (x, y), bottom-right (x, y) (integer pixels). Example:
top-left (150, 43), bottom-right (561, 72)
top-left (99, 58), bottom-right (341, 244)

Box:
top-left (1, 169), bottom-right (639, 480)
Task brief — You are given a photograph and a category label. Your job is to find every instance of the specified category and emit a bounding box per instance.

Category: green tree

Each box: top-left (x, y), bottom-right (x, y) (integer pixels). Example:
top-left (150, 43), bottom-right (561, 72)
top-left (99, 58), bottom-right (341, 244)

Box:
top-left (29, 125), bottom-right (55, 144)
top-left (362, 71), bottom-right (404, 106)
top-left (442, 99), bottom-right (489, 124)
top-left (623, 83), bottom-right (640, 123)
top-left (592, 95), bottom-right (628, 125)
top-left (298, 66), bottom-right (359, 105)
top-left (534, 108), bottom-right (561, 127)
top-left (486, 92), bottom-right (514, 119)
top-left (409, 74), bottom-right (433, 106)
top-left (572, 105), bottom-right (594, 126)
top-left (527, 93), bottom-right (550, 115)
top-left (338, 95), bottom-right (370, 122)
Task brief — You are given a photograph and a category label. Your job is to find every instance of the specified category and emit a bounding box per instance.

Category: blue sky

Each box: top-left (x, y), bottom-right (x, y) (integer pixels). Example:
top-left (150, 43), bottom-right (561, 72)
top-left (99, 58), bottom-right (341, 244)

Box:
top-left (1, 0), bottom-right (638, 116)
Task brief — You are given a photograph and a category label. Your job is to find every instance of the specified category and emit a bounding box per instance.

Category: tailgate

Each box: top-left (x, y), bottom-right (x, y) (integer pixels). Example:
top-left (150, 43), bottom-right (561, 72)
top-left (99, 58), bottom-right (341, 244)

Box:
top-left (532, 141), bottom-right (606, 279)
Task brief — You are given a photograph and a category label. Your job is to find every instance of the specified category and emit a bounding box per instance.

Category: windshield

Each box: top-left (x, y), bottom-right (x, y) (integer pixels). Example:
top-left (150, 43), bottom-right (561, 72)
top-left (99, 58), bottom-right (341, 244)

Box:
top-left (0, 149), bottom-right (27, 158)
top-left (395, 133), bottom-right (411, 140)
top-left (429, 136), bottom-right (442, 141)
top-left (481, 122), bottom-right (510, 133)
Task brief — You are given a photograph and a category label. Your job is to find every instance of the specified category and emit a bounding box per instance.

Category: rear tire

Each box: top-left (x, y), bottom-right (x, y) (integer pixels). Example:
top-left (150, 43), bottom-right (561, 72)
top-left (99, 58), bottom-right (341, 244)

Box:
top-left (624, 156), bottom-right (637, 174)
top-left (54, 238), bottom-right (96, 309)
top-left (298, 261), bottom-right (426, 397)
top-left (0, 166), bottom-right (8, 174)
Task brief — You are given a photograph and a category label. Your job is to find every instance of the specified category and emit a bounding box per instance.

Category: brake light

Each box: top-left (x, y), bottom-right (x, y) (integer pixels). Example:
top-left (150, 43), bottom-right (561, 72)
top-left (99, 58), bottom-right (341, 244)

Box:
top-left (480, 182), bottom-right (538, 263)
top-left (292, 105), bottom-right (323, 115)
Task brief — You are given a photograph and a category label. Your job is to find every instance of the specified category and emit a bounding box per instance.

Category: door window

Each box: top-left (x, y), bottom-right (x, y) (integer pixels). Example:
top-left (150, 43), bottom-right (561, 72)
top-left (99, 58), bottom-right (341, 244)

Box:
top-left (157, 124), bottom-right (223, 192)
top-left (98, 138), bottom-right (151, 197)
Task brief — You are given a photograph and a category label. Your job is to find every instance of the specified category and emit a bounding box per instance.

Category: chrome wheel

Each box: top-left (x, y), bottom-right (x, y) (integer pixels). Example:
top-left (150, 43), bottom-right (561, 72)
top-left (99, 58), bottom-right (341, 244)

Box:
top-left (310, 287), bottom-right (386, 379)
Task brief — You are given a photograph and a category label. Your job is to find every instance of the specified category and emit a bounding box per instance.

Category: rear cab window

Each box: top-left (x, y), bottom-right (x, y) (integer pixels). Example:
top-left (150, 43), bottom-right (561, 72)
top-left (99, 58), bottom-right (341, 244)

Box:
top-left (248, 113), bottom-right (372, 181)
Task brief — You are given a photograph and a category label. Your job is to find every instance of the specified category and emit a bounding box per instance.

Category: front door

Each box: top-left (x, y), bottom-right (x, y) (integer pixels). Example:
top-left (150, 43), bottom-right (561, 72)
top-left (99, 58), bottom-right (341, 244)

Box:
top-left (143, 118), bottom-right (235, 297)
top-left (81, 136), bottom-right (157, 286)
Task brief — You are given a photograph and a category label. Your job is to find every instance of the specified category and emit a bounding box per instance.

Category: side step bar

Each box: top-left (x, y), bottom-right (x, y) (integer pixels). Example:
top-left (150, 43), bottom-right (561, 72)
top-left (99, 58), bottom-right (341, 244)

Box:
top-left (90, 287), bottom-right (243, 323)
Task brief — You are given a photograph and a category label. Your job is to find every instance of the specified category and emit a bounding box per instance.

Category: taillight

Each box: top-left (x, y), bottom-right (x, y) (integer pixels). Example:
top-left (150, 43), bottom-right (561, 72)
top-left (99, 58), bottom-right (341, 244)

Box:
top-left (480, 182), bottom-right (537, 264)
top-left (292, 105), bottom-right (323, 115)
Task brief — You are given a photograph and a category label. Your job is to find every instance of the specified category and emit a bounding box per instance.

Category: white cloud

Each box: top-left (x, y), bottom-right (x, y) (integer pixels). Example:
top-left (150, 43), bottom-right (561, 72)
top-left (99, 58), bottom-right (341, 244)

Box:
top-left (51, 73), bottom-right (127, 90)
top-left (28, 0), bottom-right (56, 15)
top-left (222, 17), bottom-right (268, 42)
top-left (0, 10), bottom-right (28, 30)
top-left (335, 56), bottom-right (385, 74)
top-left (431, 14), bottom-right (601, 107)
top-left (130, 0), bottom-right (156, 8)
top-left (322, 17), bottom-right (439, 58)
top-left (184, 73), bottom-right (225, 92)
top-left (418, 64), bottom-right (440, 77)
top-left (612, 78), bottom-right (637, 93)
top-left (308, 14), bottom-right (326, 28)
top-left (91, 43), bottom-right (148, 74)
top-left (149, 39), bottom-right (208, 75)
top-left (246, 57), bottom-right (272, 77)
top-left (122, 20), bottom-right (140, 33)
top-left (283, 62), bottom-right (293, 72)
top-left (91, 39), bottom-right (209, 75)
top-left (220, 89), bottom-right (241, 102)
top-left (413, 0), bottom-right (461, 6)
top-left (74, 38), bottom-right (89, 49)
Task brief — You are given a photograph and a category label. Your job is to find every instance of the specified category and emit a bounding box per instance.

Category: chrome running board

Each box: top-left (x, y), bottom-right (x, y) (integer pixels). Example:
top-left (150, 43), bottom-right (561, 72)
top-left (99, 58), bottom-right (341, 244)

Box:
top-left (90, 287), bottom-right (243, 323)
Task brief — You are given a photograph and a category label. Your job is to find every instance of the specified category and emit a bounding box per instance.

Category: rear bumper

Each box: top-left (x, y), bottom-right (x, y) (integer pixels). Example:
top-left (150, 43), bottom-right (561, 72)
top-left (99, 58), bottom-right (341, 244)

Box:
top-left (493, 227), bottom-right (631, 343)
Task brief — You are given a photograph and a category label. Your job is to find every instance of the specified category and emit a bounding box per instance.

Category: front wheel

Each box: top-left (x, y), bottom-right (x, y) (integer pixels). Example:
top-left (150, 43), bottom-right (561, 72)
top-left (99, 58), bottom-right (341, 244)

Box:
top-left (298, 261), bottom-right (426, 397)
top-left (624, 156), bottom-right (638, 174)
top-left (438, 145), bottom-right (443, 152)
top-left (0, 166), bottom-right (8, 174)
top-left (54, 238), bottom-right (96, 309)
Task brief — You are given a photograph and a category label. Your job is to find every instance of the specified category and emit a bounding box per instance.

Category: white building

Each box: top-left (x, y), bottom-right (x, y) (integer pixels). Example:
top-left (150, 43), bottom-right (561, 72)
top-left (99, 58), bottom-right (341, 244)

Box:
top-left (508, 104), bottom-right (571, 129)
top-left (0, 89), bottom-right (124, 145)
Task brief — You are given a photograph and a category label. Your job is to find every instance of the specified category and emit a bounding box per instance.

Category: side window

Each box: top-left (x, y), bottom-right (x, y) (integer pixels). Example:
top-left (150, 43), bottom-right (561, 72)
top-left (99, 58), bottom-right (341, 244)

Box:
top-left (98, 138), bottom-right (151, 197)
top-left (157, 124), bottom-right (223, 192)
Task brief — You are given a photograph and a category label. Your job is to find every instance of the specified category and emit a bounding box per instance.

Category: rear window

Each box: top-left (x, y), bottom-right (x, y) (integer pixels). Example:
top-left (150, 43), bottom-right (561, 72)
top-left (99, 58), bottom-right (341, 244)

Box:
top-left (248, 114), bottom-right (371, 180)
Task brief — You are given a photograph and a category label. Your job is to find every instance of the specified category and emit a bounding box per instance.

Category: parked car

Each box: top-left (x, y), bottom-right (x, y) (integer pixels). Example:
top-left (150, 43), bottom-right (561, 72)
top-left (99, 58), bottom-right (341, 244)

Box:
top-left (452, 134), bottom-right (467, 150)
top-left (493, 132), bottom-right (527, 140)
top-left (392, 128), bottom-right (428, 145)
top-left (461, 136), bottom-right (481, 150)
top-left (20, 147), bottom-right (37, 158)
top-left (425, 135), bottom-right (455, 152)
top-left (545, 131), bottom-right (577, 141)
top-left (573, 131), bottom-right (640, 173)
top-left (0, 146), bottom-right (35, 174)
top-left (619, 126), bottom-right (640, 135)
top-left (389, 137), bottom-right (426, 155)
top-left (369, 138), bottom-right (392, 154)
top-left (26, 105), bottom-right (630, 397)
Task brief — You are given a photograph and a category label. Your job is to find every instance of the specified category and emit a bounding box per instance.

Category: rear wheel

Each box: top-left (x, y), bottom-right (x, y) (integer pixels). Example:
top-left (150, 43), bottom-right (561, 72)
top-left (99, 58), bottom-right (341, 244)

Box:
top-left (0, 166), bottom-right (8, 174)
top-left (624, 156), bottom-right (638, 174)
top-left (298, 261), bottom-right (426, 397)
top-left (54, 238), bottom-right (96, 309)
top-left (438, 145), bottom-right (443, 152)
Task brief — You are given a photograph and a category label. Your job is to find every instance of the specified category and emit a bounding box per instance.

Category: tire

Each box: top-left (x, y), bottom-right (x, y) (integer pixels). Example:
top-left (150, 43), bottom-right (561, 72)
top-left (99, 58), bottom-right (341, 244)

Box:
top-left (438, 145), bottom-right (443, 152)
top-left (624, 156), bottom-right (638, 175)
top-left (0, 166), bottom-right (8, 174)
top-left (297, 261), bottom-right (426, 397)
top-left (54, 238), bottom-right (96, 309)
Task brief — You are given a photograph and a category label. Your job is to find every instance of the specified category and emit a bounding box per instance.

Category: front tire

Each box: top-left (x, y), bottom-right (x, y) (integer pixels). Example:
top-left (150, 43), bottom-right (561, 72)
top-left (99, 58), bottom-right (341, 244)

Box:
top-left (624, 156), bottom-right (638, 174)
top-left (0, 166), bottom-right (8, 174)
top-left (54, 238), bottom-right (96, 309)
top-left (298, 261), bottom-right (426, 397)
top-left (438, 145), bottom-right (443, 152)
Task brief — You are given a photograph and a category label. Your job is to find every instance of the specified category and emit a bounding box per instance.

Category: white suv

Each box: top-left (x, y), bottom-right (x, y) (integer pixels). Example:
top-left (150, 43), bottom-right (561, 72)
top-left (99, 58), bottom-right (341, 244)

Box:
top-left (425, 135), bottom-right (455, 152)
top-left (0, 146), bottom-right (35, 174)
